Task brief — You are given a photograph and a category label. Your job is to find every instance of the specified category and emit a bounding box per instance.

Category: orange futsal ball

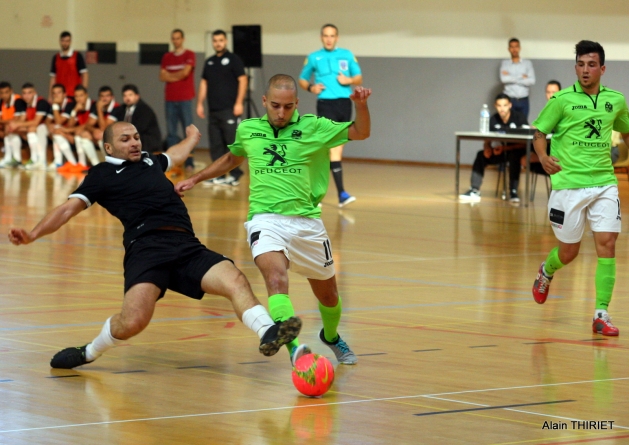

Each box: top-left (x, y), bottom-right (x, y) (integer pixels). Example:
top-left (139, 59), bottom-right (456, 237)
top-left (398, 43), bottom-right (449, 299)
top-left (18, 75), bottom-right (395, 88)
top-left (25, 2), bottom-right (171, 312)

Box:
top-left (292, 353), bottom-right (335, 397)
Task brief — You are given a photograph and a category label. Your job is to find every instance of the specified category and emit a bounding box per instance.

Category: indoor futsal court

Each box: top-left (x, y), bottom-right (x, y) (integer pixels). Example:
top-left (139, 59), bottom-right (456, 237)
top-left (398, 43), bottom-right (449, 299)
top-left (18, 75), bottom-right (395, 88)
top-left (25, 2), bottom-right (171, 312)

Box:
top-left (1, 156), bottom-right (628, 444)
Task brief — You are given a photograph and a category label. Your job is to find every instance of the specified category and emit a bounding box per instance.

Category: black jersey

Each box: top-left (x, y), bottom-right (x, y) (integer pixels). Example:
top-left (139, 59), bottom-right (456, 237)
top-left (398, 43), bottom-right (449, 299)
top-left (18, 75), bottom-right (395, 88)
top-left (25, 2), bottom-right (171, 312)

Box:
top-left (69, 152), bottom-right (194, 249)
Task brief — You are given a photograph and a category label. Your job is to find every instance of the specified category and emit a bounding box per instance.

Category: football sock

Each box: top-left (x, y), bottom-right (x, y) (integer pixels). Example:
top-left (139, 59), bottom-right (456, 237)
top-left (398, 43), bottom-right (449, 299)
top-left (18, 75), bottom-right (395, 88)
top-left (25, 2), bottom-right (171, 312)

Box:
top-left (595, 258), bottom-right (615, 310)
top-left (86, 317), bottom-right (123, 361)
top-left (74, 136), bottom-right (87, 166)
top-left (543, 247), bottom-right (564, 276)
top-left (81, 137), bottom-right (100, 166)
top-left (268, 293), bottom-right (299, 352)
top-left (26, 132), bottom-right (40, 164)
top-left (319, 296), bottom-right (342, 343)
top-left (36, 124), bottom-right (49, 164)
top-left (330, 161), bottom-right (345, 195)
top-left (242, 305), bottom-right (275, 339)
top-left (52, 135), bottom-right (77, 164)
top-left (7, 134), bottom-right (22, 162)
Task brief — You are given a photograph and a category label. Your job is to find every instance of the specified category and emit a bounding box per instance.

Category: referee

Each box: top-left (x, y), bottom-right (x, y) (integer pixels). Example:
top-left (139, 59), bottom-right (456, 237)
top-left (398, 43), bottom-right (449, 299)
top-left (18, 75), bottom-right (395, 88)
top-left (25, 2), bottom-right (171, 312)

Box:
top-left (299, 24), bottom-right (363, 207)
top-left (8, 122), bottom-right (301, 368)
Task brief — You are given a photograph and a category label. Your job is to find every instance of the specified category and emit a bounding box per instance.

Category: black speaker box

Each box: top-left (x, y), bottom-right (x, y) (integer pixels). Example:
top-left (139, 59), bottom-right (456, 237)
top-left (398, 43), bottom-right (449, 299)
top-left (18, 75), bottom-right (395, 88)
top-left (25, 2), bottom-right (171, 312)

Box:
top-left (232, 25), bottom-right (262, 68)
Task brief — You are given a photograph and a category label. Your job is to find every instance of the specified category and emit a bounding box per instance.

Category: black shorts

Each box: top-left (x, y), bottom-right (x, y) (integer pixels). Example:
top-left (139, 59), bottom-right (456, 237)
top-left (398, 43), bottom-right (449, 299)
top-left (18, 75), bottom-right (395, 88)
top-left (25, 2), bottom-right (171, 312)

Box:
top-left (317, 98), bottom-right (352, 122)
top-left (123, 231), bottom-right (232, 300)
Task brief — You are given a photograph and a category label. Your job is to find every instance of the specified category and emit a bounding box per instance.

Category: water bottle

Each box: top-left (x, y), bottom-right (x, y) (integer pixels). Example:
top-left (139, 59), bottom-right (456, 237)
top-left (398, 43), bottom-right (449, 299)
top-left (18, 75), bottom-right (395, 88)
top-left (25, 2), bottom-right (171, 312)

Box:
top-left (479, 104), bottom-right (490, 133)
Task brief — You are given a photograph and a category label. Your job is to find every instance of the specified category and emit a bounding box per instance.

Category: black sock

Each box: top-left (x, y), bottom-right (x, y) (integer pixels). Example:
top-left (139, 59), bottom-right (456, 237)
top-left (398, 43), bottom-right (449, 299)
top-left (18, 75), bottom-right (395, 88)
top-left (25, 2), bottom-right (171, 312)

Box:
top-left (330, 161), bottom-right (344, 195)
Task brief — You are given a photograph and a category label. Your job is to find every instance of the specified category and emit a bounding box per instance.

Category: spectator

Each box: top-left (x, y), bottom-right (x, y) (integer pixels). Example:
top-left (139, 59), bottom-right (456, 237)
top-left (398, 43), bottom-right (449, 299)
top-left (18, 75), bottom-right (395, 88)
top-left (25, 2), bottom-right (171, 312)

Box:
top-left (160, 28), bottom-right (196, 170)
top-left (197, 29), bottom-right (247, 186)
top-left (110, 84), bottom-right (161, 153)
top-left (48, 31), bottom-right (88, 99)
top-left (459, 94), bottom-right (528, 203)
top-left (8, 83), bottom-right (51, 169)
top-left (46, 83), bottom-right (75, 170)
top-left (51, 85), bottom-right (91, 172)
top-left (0, 82), bottom-right (23, 168)
top-left (500, 38), bottom-right (536, 118)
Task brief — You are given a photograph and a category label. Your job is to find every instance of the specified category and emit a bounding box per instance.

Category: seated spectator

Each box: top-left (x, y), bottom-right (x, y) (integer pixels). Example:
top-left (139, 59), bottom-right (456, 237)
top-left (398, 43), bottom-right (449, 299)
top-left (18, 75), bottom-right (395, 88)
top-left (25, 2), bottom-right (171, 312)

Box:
top-left (46, 83), bottom-right (75, 170)
top-left (459, 93), bottom-right (528, 203)
top-left (51, 85), bottom-right (93, 172)
top-left (7, 83), bottom-right (51, 170)
top-left (529, 80), bottom-right (562, 175)
top-left (109, 84), bottom-right (161, 153)
top-left (0, 82), bottom-right (24, 168)
top-left (85, 85), bottom-right (118, 152)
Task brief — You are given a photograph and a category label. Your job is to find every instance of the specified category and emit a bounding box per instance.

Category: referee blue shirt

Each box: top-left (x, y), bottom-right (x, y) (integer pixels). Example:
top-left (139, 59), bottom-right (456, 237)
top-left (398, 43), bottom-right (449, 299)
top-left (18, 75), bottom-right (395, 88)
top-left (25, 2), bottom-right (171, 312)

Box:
top-left (299, 47), bottom-right (361, 100)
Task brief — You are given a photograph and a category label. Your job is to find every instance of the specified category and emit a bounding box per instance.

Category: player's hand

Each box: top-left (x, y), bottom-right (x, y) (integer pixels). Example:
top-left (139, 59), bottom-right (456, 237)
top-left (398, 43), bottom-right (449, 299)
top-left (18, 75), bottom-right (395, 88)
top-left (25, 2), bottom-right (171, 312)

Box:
top-left (540, 155), bottom-right (562, 175)
top-left (185, 124), bottom-right (201, 144)
top-left (8, 229), bottom-right (33, 246)
top-left (483, 147), bottom-right (492, 159)
top-left (174, 178), bottom-right (197, 197)
top-left (196, 103), bottom-right (205, 119)
top-left (493, 145), bottom-right (504, 156)
top-left (337, 73), bottom-right (353, 86)
top-left (6, 122), bottom-right (17, 133)
top-left (349, 86), bottom-right (372, 105)
top-left (233, 103), bottom-right (243, 117)
top-left (310, 84), bottom-right (325, 95)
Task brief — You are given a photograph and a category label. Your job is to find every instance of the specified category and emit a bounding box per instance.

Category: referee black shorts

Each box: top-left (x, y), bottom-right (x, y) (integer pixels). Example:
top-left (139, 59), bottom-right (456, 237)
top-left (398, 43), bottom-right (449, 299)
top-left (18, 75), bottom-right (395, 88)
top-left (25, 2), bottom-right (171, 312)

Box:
top-left (123, 231), bottom-right (232, 300)
top-left (317, 98), bottom-right (352, 122)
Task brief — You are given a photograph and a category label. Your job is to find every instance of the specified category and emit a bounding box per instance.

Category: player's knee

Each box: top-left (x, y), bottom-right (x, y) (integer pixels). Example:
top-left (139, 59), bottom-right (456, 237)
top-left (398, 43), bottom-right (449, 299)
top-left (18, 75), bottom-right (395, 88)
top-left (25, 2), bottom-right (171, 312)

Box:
top-left (265, 271), bottom-right (289, 293)
top-left (118, 313), bottom-right (151, 339)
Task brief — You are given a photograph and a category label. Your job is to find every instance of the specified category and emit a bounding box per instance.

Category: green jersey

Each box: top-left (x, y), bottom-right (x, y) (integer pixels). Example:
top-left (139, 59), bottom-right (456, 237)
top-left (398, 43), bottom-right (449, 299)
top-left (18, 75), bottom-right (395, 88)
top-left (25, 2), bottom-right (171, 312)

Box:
top-left (229, 110), bottom-right (351, 220)
top-left (533, 81), bottom-right (629, 190)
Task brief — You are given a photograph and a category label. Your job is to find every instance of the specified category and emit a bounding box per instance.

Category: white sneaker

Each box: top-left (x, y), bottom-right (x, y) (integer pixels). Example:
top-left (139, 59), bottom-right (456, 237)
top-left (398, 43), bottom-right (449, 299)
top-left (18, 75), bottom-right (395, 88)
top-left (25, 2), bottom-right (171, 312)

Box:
top-left (290, 344), bottom-right (312, 367)
top-left (459, 188), bottom-right (481, 202)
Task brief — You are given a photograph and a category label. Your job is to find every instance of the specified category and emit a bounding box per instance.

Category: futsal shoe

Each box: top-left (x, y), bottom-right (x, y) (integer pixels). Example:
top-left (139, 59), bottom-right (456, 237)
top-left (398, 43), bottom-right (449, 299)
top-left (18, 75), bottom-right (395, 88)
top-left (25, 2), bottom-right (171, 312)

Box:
top-left (319, 328), bottom-right (357, 365)
top-left (290, 344), bottom-right (312, 366)
top-left (592, 311), bottom-right (619, 336)
top-left (56, 162), bottom-right (76, 173)
top-left (50, 345), bottom-right (94, 369)
top-left (69, 163), bottom-right (88, 173)
top-left (339, 191), bottom-right (356, 208)
top-left (259, 316), bottom-right (302, 357)
top-left (532, 262), bottom-right (553, 304)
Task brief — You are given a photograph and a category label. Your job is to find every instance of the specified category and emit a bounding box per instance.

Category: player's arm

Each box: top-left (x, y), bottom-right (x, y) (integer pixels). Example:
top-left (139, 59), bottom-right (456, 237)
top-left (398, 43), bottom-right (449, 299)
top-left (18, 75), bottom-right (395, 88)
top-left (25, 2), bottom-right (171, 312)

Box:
top-left (165, 124), bottom-right (201, 166)
top-left (196, 79), bottom-right (207, 118)
top-left (620, 132), bottom-right (629, 148)
top-left (533, 130), bottom-right (561, 174)
top-left (347, 86), bottom-right (372, 141)
top-left (234, 75), bottom-right (247, 117)
top-left (175, 152), bottom-right (245, 196)
top-left (8, 198), bottom-right (86, 246)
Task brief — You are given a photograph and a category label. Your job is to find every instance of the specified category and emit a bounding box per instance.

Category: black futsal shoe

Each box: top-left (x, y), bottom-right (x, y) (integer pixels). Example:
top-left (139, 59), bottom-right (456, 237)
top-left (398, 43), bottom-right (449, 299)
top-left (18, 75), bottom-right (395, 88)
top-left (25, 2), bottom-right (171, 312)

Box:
top-left (50, 345), bottom-right (93, 369)
top-left (259, 316), bottom-right (302, 357)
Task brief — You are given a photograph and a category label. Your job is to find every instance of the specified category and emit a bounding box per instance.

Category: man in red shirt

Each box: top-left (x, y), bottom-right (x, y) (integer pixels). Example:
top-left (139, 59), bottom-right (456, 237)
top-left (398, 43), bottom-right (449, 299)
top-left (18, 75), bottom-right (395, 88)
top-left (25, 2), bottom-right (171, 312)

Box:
top-left (48, 31), bottom-right (89, 100)
top-left (7, 83), bottom-right (51, 169)
top-left (160, 29), bottom-right (196, 170)
top-left (0, 82), bottom-right (23, 168)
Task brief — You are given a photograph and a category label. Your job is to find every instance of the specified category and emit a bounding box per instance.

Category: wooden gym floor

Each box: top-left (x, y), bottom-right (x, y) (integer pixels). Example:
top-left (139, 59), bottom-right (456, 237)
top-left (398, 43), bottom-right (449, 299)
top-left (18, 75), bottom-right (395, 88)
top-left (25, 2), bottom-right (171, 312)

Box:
top-left (0, 153), bottom-right (628, 444)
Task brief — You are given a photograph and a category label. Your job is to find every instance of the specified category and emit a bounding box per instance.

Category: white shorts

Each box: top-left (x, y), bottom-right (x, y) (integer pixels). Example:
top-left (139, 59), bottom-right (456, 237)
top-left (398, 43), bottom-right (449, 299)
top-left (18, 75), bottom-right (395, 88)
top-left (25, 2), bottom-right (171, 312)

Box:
top-left (244, 214), bottom-right (335, 280)
top-left (547, 185), bottom-right (621, 243)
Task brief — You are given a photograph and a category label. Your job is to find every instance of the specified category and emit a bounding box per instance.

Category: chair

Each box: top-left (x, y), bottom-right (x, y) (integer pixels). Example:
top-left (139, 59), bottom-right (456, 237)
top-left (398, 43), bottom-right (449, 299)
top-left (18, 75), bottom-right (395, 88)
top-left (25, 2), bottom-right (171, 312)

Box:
top-left (521, 153), bottom-right (551, 203)
top-left (613, 142), bottom-right (629, 181)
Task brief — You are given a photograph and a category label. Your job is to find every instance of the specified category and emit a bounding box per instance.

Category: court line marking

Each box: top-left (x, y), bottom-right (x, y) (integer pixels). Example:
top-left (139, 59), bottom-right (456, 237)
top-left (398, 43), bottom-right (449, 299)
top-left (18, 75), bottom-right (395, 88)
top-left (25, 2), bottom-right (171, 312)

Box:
top-left (1, 376), bottom-right (627, 434)
top-left (424, 395), bottom-right (629, 430)
top-left (414, 399), bottom-right (574, 416)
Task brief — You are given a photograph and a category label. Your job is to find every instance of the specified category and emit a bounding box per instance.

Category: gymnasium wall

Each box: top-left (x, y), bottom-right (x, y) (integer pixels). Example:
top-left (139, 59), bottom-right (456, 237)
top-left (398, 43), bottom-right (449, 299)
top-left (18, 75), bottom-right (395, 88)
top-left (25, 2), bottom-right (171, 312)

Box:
top-left (2, 0), bottom-right (629, 164)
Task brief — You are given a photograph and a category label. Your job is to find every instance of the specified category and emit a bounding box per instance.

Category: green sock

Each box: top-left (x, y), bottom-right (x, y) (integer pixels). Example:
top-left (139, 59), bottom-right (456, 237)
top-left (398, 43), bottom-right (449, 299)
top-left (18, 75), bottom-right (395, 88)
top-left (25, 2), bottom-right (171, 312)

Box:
top-left (319, 296), bottom-right (342, 343)
top-left (595, 258), bottom-right (615, 310)
top-left (268, 293), bottom-right (299, 352)
top-left (543, 247), bottom-right (565, 276)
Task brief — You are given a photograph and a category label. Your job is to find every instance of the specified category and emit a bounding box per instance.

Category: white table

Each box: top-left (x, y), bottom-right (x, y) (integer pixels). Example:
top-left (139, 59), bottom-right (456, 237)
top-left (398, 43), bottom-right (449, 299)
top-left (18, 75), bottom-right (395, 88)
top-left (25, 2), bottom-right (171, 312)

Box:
top-left (455, 131), bottom-right (545, 207)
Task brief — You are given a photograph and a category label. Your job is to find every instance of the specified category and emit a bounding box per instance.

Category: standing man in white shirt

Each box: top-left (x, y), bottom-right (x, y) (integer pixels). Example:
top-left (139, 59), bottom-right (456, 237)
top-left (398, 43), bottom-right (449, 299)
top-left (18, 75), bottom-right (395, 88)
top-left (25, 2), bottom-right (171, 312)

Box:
top-left (500, 38), bottom-right (536, 119)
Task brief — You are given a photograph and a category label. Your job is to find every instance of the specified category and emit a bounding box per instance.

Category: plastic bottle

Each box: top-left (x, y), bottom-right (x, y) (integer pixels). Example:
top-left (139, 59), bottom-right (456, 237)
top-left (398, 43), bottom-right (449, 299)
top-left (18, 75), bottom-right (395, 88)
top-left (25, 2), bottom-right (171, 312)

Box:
top-left (479, 104), bottom-right (490, 133)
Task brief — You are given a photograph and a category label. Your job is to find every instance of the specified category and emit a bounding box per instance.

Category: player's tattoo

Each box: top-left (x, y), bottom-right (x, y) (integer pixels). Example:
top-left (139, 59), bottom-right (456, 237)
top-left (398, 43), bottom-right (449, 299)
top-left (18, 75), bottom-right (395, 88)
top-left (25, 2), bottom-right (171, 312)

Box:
top-left (533, 130), bottom-right (546, 140)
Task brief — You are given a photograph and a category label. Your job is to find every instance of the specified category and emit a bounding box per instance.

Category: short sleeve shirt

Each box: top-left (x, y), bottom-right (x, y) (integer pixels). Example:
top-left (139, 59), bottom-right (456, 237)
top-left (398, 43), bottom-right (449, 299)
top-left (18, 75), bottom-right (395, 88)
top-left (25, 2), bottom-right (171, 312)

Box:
top-left (69, 152), bottom-right (194, 249)
top-left (229, 111), bottom-right (352, 220)
top-left (533, 82), bottom-right (629, 189)
top-left (89, 100), bottom-right (118, 126)
top-left (15, 96), bottom-right (51, 121)
top-left (201, 51), bottom-right (246, 111)
top-left (161, 50), bottom-right (196, 102)
top-left (299, 47), bottom-right (361, 100)
top-left (50, 50), bottom-right (87, 97)
top-left (490, 110), bottom-right (528, 131)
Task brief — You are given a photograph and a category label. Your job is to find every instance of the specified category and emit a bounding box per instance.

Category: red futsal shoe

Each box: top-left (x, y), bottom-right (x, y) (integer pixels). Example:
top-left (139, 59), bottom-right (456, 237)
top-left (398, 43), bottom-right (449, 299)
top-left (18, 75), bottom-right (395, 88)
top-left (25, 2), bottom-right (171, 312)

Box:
top-left (532, 262), bottom-right (553, 304)
top-left (592, 311), bottom-right (619, 336)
